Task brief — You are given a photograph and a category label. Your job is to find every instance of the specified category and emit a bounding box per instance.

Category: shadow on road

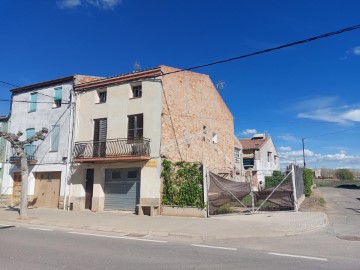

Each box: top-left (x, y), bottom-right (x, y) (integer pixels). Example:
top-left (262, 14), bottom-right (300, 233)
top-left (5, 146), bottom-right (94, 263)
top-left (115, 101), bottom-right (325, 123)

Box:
top-left (0, 225), bottom-right (16, 230)
top-left (5, 207), bottom-right (20, 214)
top-left (336, 184), bottom-right (360, 190)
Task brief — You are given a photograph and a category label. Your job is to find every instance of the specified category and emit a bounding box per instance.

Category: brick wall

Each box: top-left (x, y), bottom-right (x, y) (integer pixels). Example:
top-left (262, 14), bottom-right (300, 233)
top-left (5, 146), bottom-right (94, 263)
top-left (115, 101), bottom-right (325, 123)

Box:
top-left (160, 66), bottom-right (234, 174)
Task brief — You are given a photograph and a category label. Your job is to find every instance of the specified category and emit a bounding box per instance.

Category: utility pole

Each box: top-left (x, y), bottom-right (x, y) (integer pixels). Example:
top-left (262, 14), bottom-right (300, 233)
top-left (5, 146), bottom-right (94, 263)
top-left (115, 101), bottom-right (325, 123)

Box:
top-left (302, 138), bottom-right (306, 168)
top-left (0, 128), bottom-right (48, 219)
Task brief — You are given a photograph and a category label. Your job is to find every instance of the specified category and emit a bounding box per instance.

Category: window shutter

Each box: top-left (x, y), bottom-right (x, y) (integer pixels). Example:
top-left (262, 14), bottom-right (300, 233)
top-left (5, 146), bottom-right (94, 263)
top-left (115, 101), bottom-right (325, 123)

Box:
top-left (128, 115), bottom-right (135, 139)
top-left (51, 125), bottom-right (60, 152)
top-left (54, 87), bottom-right (62, 101)
top-left (26, 128), bottom-right (35, 139)
top-left (29, 93), bottom-right (37, 112)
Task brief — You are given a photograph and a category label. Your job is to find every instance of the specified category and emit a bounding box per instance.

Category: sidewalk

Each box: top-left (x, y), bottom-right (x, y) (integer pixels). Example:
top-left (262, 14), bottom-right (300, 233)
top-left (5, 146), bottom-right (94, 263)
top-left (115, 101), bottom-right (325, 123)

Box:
top-left (0, 208), bottom-right (328, 240)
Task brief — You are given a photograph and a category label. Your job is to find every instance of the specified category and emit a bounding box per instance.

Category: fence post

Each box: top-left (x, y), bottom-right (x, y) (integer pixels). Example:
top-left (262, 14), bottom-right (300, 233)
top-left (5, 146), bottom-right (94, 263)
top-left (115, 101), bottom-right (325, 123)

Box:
top-left (202, 164), bottom-right (209, 217)
top-left (291, 164), bottom-right (298, 212)
top-left (250, 168), bottom-right (255, 214)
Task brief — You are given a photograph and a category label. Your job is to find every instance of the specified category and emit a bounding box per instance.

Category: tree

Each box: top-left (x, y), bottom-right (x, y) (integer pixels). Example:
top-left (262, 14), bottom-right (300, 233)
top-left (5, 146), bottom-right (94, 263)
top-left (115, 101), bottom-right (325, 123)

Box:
top-left (0, 128), bottom-right (48, 219)
top-left (335, 169), bottom-right (354, 180)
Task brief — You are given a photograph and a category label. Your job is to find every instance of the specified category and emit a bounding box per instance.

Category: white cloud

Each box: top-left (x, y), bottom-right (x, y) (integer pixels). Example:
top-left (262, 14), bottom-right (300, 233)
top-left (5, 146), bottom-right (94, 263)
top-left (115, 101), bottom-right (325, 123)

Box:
top-left (278, 134), bottom-right (297, 141)
top-left (278, 148), bottom-right (360, 168)
top-left (295, 96), bottom-right (360, 124)
top-left (58, 0), bottom-right (122, 9)
top-left (241, 129), bottom-right (257, 135)
top-left (350, 46), bottom-right (360, 56)
top-left (279, 146), bottom-right (292, 151)
top-left (58, 0), bottom-right (81, 8)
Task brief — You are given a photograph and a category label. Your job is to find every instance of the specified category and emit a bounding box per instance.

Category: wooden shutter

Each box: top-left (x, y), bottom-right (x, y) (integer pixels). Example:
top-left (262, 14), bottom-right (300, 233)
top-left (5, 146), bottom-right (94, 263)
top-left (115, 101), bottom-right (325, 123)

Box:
top-left (93, 118), bottom-right (107, 141)
top-left (128, 114), bottom-right (143, 139)
top-left (51, 125), bottom-right (60, 151)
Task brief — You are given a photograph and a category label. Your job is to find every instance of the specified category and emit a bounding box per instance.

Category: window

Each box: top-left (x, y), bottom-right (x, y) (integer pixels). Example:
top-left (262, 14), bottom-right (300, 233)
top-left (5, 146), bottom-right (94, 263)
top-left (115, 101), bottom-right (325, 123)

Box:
top-left (25, 128), bottom-right (35, 159)
top-left (131, 84), bottom-right (142, 98)
top-left (267, 152), bottom-right (272, 162)
top-left (234, 147), bottom-right (241, 163)
top-left (53, 87), bottom-right (62, 108)
top-left (127, 114), bottom-right (143, 139)
top-left (50, 125), bottom-right (60, 152)
top-left (97, 88), bottom-right (107, 103)
top-left (112, 170), bottom-right (121, 179)
top-left (212, 132), bottom-right (218, 144)
top-left (29, 93), bottom-right (37, 112)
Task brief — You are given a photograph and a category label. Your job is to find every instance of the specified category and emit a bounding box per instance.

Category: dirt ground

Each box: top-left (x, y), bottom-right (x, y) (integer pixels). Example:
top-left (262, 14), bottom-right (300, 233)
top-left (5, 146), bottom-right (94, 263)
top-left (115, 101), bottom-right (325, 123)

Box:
top-left (299, 188), bottom-right (327, 212)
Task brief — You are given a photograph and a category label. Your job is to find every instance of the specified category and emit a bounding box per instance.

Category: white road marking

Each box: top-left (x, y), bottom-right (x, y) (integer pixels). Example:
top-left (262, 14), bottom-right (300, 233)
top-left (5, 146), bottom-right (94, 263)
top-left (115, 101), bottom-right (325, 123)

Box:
top-left (68, 232), bottom-right (168, 243)
top-left (191, 244), bottom-right (237, 251)
top-left (28, 227), bottom-right (53, 231)
top-left (269, 252), bottom-right (328, 261)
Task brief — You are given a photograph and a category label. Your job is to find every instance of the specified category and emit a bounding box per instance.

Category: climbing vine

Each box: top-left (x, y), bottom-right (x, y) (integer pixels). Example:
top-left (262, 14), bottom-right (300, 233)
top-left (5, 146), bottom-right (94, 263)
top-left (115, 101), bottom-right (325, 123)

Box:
top-left (162, 160), bottom-right (206, 208)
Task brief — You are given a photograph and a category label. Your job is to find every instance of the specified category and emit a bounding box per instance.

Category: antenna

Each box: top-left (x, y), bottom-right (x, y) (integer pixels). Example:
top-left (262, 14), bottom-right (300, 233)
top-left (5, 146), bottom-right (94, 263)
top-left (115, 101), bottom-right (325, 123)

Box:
top-left (216, 80), bottom-right (225, 90)
top-left (133, 61), bottom-right (141, 71)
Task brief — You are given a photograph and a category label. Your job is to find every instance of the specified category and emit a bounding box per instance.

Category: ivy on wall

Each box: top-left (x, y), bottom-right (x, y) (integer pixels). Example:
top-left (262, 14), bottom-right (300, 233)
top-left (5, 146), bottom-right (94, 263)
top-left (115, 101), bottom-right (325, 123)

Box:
top-left (162, 160), bottom-right (206, 208)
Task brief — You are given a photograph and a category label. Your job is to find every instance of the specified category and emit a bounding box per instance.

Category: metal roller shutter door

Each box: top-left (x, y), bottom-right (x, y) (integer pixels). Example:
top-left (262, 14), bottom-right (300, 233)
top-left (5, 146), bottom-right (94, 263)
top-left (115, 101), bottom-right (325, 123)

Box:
top-left (104, 168), bottom-right (140, 211)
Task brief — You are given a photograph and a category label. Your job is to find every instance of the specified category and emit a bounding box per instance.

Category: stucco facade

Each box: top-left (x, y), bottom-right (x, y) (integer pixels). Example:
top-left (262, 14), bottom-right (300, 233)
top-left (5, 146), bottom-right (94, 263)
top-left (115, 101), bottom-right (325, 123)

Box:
top-left (70, 77), bottom-right (163, 211)
top-left (1, 75), bottom-right (100, 208)
top-left (0, 116), bottom-right (9, 199)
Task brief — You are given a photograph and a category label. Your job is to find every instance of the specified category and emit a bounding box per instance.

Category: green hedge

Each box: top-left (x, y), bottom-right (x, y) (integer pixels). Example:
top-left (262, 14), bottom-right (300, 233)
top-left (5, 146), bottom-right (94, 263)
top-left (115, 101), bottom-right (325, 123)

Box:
top-left (265, 171), bottom-right (287, 189)
top-left (303, 168), bottom-right (313, 197)
top-left (335, 169), bottom-right (354, 180)
top-left (162, 160), bottom-right (206, 208)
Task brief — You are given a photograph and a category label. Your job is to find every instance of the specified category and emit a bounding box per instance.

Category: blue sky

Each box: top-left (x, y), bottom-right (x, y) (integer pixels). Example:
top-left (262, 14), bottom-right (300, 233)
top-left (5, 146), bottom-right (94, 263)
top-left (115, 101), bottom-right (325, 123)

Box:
top-left (1, 0), bottom-right (360, 169)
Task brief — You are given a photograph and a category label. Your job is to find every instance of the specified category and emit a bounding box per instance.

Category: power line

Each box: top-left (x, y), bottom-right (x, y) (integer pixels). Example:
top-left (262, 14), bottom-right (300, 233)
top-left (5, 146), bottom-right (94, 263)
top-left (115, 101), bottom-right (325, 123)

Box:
top-left (0, 99), bottom-right (70, 105)
top-left (0, 81), bottom-right (20, 88)
top-left (161, 24), bottom-right (360, 76)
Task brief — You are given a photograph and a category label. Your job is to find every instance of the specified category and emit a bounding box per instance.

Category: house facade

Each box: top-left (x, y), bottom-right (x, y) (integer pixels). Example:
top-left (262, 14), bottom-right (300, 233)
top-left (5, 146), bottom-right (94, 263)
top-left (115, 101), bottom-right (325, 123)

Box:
top-left (1, 75), bottom-right (100, 208)
top-left (0, 116), bottom-right (9, 199)
top-left (240, 134), bottom-right (280, 190)
top-left (69, 65), bottom-right (237, 212)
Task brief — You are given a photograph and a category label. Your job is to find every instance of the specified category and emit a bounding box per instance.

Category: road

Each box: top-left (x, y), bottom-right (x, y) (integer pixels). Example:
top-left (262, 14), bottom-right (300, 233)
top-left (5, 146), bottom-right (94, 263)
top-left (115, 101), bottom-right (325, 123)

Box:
top-left (0, 186), bottom-right (359, 270)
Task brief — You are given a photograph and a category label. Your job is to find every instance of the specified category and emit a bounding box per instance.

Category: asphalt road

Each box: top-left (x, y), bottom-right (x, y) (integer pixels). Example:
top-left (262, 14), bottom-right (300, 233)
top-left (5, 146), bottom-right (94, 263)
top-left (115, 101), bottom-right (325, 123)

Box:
top-left (0, 186), bottom-right (359, 270)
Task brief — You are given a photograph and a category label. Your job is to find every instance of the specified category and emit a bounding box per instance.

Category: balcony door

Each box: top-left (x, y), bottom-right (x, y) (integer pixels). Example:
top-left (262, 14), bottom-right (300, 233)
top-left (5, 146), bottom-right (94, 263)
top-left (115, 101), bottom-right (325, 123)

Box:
top-left (93, 118), bottom-right (107, 157)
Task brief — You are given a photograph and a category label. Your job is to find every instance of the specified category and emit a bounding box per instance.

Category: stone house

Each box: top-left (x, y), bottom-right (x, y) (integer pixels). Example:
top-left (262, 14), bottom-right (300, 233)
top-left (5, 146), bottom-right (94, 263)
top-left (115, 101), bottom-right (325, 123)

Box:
top-left (69, 65), bottom-right (238, 212)
top-left (1, 75), bottom-right (100, 208)
top-left (240, 134), bottom-right (280, 190)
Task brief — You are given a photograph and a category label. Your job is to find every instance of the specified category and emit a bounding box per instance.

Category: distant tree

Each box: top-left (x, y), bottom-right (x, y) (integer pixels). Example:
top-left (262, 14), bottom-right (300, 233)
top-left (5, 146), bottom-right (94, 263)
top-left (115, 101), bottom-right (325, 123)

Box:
top-left (335, 169), bottom-right (354, 180)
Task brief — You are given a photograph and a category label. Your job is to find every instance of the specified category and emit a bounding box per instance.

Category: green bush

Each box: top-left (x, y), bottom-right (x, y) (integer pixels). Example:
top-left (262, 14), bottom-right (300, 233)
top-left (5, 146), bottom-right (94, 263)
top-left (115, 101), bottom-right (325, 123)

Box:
top-left (162, 160), bottom-right (206, 208)
top-left (335, 169), bottom-right (354, 180)
top-left (265, 171), bottom-right (287, 189)
top-left (303, 168), bottom-right (313, 197)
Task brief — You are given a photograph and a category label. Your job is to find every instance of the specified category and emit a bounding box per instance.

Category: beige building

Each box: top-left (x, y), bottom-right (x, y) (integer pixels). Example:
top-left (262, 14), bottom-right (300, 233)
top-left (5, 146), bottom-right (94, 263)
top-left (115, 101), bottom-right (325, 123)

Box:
top-left (69, 66), bottom-right (238, 212)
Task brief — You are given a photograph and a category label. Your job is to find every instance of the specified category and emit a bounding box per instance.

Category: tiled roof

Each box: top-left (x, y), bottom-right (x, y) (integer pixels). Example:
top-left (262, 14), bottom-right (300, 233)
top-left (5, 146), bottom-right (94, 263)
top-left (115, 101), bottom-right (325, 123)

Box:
top-left (239, 137), bottom-right (269, 150)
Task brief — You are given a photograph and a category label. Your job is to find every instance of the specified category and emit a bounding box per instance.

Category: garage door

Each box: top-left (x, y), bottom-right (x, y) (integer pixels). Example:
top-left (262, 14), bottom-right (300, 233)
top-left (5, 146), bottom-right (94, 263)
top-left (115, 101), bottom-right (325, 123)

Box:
top-left (104, 168), bottom-right (140, 211)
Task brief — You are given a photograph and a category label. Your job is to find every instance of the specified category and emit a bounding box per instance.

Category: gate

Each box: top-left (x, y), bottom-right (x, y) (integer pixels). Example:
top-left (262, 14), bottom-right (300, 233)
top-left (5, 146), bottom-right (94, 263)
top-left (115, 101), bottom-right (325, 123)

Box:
top-left (208, 164), bottom-right (304, 215)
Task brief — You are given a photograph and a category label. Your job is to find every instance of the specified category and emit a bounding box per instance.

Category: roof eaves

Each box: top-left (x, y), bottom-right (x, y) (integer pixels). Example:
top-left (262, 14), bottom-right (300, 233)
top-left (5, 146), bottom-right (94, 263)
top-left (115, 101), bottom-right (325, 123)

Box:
top-left (11, 75), bottom-right (75, 93)
top-left (75, 67), bottom-right (162, 91)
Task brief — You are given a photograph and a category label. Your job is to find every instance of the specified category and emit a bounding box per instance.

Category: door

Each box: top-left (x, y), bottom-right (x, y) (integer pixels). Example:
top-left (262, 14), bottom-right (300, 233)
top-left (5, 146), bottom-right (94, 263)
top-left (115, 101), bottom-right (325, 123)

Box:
top-left (33, 172), bottom-right (61, 208)
top-left (85, 169), bottom-right (94, 210)
top-left (93, 118), bottom-right (107, 157)
top-left (12, 172), bottom-right (22, 206)
top-left (104, 168), bottom-right (140, 211)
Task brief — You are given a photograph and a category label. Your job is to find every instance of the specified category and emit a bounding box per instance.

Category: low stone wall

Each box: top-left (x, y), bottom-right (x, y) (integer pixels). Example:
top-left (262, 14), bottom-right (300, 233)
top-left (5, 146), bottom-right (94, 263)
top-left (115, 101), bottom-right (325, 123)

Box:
top-left (162, 206), bottom-right (207, 218)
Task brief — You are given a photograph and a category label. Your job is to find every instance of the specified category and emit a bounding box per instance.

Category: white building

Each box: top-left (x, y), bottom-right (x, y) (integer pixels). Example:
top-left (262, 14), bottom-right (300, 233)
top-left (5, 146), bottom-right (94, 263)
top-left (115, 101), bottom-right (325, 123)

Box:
top-left (1, 75), bottom-right (100, 208)
top-left (240, 134), bottom-right (280, 190)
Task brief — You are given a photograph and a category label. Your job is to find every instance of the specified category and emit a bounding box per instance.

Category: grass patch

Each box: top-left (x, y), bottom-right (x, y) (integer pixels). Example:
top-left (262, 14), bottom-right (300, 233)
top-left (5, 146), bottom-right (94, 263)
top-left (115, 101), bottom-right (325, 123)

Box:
top-left (315, 179), bottom-right (360, 188)
top-left (319, 197), bottom-right (326, 207)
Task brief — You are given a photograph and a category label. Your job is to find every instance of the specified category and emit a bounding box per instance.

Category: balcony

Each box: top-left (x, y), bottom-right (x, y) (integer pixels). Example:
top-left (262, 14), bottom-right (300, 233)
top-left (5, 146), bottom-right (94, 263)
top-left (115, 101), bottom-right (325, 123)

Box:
top-left (73, 138), bottom-right (151, 163)
top-left (10, 144), bottom-right (37, 164)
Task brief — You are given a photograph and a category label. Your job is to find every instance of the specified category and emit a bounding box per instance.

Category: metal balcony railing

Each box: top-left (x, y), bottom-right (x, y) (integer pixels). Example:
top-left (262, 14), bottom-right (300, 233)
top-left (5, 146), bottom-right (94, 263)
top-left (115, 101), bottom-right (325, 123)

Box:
top-left (10, 144), bottom-right (37, 163)
top-left (73, 138), bottom-right (151, 159)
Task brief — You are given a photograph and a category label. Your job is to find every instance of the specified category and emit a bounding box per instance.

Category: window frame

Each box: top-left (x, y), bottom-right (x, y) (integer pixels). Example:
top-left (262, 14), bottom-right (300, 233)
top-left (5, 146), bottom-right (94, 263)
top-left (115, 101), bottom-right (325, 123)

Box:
top-left (96, 88), bottom-right (107, 104)
top-left (127, 114), bottom-right (144, 140)
top-left (53, 87), bottom-right (62, 108)
top-left (50, 124), bottom-right (60, 152)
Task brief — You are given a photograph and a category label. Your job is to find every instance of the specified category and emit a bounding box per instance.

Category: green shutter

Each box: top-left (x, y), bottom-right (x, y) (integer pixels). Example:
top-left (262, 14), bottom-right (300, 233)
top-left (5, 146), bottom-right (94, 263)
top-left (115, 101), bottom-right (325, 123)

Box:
top-left (51, 125), bottom-right (60, 152)
top-left (29, 93), bottom-right (37, 112)
top-left (54, 87), bottom-right (62, 101)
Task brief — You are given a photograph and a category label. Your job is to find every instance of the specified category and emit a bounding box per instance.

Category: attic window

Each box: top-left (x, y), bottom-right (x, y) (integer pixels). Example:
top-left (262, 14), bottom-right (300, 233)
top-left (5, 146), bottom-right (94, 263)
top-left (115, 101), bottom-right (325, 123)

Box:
top-left (267, 152), bottom-right (272, 162)
top-left (131, 84), bottom-right (142, 98)
top-left (97, 88), bottom-right (107, 103)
